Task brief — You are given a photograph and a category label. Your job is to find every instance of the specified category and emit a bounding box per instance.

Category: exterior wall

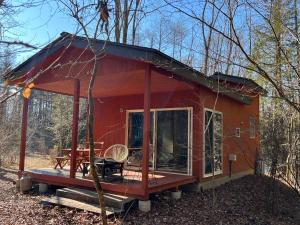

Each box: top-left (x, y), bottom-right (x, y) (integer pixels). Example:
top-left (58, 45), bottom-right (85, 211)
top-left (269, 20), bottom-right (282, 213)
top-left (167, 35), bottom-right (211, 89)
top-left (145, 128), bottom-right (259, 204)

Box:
top-left (92, 80), bottom-right (259, 182)
top-left (93, 90), bottom-right (202, 179)
top-left (198, 86), bottom-right (259, 182)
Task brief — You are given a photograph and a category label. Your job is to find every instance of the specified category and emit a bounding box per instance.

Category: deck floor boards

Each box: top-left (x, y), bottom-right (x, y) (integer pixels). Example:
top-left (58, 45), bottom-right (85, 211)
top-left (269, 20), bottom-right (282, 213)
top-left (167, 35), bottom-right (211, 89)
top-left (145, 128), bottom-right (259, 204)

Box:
top-left (27, 168), bottom-right (196, 198)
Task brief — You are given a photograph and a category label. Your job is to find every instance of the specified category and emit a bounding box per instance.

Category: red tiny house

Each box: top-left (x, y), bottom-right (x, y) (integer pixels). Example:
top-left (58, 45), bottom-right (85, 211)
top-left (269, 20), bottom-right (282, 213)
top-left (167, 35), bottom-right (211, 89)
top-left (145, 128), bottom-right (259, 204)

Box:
top-left (5, 33), bottom-right (265, 199)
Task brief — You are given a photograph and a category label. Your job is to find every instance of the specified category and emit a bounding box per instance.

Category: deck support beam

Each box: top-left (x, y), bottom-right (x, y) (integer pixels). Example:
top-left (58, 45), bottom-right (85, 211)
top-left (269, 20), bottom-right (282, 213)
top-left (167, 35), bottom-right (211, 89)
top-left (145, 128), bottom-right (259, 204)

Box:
top-left (141, 65), bottom-right (151, 199)
top-left (19, 97), bottom-right (29, 177)
top-left (70, 79), bottom-right (80, 178)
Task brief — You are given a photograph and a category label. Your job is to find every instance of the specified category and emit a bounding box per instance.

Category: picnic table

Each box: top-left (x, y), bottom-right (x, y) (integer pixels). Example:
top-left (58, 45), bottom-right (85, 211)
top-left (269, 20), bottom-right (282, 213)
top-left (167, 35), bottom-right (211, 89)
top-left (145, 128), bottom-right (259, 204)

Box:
top-left (62, 148), bottom-right (103, 160)
top-left (54, 148), bottom-right (103, 171)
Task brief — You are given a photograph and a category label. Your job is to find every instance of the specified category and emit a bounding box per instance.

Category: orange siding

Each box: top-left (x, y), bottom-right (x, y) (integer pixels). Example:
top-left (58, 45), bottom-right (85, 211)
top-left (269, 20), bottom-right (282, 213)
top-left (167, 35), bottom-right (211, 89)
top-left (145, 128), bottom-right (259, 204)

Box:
top-left (198, 86), bottom-right (259, 181)
top-left (93, 84), bottom-right (259, 182)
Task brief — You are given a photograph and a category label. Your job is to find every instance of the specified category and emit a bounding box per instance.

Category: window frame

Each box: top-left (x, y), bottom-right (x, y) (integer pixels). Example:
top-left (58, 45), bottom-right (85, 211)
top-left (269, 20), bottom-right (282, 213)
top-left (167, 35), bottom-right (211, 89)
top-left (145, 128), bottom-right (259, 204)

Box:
top-left (125, 107), bottom-right (193, 176)
top-left (249, 117), bottom-right (256, 139)
top-left (203, 108), bottom-right (223, 178)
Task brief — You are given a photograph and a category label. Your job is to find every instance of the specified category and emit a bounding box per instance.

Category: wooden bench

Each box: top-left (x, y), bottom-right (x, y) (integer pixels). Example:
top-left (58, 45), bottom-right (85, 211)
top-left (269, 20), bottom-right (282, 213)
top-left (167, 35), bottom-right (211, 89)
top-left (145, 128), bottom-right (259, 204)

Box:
top-left (54, 156), bottom-right (69, 169)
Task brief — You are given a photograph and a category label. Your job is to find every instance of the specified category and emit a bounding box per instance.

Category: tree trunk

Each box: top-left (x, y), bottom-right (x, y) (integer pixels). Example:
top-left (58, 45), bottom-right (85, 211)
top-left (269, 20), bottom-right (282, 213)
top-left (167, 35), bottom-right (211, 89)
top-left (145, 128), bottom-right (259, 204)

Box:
top-left (88, 55), bottom-right (107, 225)
top-left (114, 0), bottom-right (121, 43)
top-left (131, 0), bottom-right (140, 45)
top-left (122, 0), bottom-right (129, 44)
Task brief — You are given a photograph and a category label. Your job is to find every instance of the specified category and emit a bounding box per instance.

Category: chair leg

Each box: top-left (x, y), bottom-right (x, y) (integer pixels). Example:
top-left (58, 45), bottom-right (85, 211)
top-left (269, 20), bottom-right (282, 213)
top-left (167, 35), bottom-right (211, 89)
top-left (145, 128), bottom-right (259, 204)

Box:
top-left (120, 164), bottom-right (124, 177)
top-left (101, 164), bottom-right (105, 179)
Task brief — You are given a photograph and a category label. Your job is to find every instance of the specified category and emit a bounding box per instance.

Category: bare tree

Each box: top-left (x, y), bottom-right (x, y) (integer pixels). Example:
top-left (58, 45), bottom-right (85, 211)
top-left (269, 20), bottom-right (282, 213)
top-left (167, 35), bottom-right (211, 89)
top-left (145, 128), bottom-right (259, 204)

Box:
top-left (164, 0), bottom-right (300, 107)
top-left (113, 0), bottom-right (145, 44)
top-left (0, 0), bottom-right (41, 50)
top-left (57, 1), bottom-right (114, 223)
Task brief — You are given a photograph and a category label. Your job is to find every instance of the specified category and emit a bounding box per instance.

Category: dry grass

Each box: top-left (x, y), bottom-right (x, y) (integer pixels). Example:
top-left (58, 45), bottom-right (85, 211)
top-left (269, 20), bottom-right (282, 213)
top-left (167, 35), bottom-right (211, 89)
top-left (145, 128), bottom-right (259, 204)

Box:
top-left (9, 153), bottom-right (53, 170)
top-left (25, 153), bottom-right (53, 169)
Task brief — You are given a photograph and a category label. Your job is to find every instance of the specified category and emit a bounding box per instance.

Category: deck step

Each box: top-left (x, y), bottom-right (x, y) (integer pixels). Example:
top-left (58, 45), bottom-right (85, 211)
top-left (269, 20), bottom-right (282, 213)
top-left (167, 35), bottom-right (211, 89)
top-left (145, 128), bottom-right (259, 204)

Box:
top-left (41, 196), bottom-right (121, 216)
top-left (56, 187), bottom-right (135, 211)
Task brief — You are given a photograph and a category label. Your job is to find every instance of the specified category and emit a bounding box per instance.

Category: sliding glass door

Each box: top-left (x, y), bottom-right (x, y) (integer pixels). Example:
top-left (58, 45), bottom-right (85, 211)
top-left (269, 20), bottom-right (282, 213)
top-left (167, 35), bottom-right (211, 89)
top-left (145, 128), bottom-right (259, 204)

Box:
top-left (127, 112), bottom-right (155, 168)
top-left (204, 109), bottom-right (223, 176)
top-left (156, 110), bottom-right (189, 174)
top-left (126, 108), bottom-right (192, 175)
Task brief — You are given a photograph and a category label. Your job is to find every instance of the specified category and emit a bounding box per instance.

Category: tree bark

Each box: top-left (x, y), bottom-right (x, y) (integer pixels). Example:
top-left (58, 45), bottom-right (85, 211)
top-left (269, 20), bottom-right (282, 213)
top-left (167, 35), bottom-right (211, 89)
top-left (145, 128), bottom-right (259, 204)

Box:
top-left (88, 54), bottom-right (108, 225)
top-left (114, 0), bottom-right (121, 43)
top-left (131, 0), bottom-right (140, 45)
top-left (122, 0), bottom-right (129, 44)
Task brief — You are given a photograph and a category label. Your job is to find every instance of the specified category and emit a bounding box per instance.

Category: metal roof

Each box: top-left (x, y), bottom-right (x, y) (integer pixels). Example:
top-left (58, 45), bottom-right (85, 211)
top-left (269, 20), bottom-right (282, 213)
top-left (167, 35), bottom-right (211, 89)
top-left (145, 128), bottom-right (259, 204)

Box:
top-left (211, 72), bottom-right (267, 95)
top-left (4, 32), bottom-right (255, 104)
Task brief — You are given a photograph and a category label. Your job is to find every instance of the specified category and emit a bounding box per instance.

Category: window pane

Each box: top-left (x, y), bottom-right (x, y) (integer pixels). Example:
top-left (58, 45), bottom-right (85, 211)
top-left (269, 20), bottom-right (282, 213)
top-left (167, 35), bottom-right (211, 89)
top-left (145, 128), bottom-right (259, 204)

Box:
top-left (128, 112), bottom-right (144, 148)
top-left (213, 113), bottom-right (222, 172)
top-left (156, 110), bottom-right (189, 173)
top-left (205, 111), bottom-right (213, 174)
top-left (127, 112), bottom-right (154, 149)
top-left (204, 110), bottom-right (223, 175)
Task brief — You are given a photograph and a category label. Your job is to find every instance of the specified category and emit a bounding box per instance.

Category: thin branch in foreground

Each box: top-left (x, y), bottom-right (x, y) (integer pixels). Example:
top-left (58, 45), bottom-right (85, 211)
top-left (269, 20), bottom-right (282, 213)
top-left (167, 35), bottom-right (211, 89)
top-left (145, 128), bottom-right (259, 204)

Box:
top-left (0, 40), bottom-right (38, 49)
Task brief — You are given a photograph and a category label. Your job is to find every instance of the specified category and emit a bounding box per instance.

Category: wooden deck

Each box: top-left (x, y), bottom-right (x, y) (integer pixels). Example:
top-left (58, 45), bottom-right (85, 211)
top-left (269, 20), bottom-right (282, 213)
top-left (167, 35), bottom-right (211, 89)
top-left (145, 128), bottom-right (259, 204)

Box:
top-left (26, 168), bottom-right (197, 198)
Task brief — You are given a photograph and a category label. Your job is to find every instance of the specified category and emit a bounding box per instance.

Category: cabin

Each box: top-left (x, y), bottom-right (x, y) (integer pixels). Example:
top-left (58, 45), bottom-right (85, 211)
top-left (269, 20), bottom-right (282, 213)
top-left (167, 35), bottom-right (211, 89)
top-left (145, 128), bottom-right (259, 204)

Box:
top-left (4, 32), bottom-right (265, 207)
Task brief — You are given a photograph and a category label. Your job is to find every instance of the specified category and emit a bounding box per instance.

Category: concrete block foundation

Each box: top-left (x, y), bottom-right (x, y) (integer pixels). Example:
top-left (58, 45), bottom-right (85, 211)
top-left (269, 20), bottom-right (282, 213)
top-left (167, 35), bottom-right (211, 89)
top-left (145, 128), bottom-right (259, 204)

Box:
top-left (138, 200), bottom-right (151, 212)
top-left (39, 183), bottom-right (48, 193)
top-left (20, 176), bottom-right (32, 193)
top-left (15, 179), bottom-right (20, 191)
top-left (171, 190), bottom-right (182, 200)
top-left (182, 169), bottom-right (254, 192)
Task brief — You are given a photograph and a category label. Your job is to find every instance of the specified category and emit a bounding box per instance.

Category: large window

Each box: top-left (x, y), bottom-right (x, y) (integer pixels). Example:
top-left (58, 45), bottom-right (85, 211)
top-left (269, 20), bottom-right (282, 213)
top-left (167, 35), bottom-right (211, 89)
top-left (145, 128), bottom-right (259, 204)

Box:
top-left (127, 112), bottom-right (154, 149)
top-left (204, 109), bottom-right (223, 176)
top-left (156, 110), bottom-right (190, 174)
top-left (127, 108), bottom-right (192, 175)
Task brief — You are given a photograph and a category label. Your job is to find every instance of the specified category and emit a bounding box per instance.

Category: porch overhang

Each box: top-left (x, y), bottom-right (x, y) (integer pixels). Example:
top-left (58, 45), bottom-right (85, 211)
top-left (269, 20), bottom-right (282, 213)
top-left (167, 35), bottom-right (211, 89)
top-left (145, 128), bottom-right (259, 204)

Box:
top-left (4, 32), bottom-right (252, 104)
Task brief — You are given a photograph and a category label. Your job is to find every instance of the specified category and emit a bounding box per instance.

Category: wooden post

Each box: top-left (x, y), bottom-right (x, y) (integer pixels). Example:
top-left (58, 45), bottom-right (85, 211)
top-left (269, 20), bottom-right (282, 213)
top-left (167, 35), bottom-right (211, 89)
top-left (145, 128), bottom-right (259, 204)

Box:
top-left (70, 79), bottom-right (80, 178)
top-left (19, 97), bottom-right (29, 177)
top-left (142, 65), bottom-right (151, 199)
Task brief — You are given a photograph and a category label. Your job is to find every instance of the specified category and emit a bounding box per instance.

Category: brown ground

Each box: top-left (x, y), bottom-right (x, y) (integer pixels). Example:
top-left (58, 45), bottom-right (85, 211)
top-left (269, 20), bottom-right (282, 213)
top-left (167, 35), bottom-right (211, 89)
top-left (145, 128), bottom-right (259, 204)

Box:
top-left (0, 168), bottom-right (299, 225)
top-left (9, 153), bottom-right (53, 170)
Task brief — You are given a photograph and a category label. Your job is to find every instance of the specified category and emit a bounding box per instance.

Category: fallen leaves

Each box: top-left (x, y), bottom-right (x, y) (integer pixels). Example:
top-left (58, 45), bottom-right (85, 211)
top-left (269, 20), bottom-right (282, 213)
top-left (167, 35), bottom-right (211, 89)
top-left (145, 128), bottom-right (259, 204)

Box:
top-left (0, 169), bottom-right (299, 225)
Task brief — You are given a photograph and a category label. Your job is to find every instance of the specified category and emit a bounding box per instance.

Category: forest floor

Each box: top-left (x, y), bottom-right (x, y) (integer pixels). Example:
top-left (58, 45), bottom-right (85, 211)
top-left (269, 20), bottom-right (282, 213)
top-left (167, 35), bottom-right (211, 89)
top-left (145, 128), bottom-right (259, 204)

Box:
top-left (0, 167), bottom-right (299, 225)
top-left (9, 153), bottom-right (53, 170)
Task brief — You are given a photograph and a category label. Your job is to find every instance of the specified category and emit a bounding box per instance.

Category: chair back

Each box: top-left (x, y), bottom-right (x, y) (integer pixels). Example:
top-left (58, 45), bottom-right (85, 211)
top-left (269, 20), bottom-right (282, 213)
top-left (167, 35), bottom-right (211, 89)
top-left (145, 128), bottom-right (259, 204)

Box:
top-left (104, 144), bottom-right (129, 163)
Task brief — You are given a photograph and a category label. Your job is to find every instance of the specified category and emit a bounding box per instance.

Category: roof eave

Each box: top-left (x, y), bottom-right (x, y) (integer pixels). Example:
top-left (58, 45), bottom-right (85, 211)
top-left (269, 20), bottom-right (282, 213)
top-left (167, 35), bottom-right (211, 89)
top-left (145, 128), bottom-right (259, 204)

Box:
top-left (4, 33), bottom-right (252, 104)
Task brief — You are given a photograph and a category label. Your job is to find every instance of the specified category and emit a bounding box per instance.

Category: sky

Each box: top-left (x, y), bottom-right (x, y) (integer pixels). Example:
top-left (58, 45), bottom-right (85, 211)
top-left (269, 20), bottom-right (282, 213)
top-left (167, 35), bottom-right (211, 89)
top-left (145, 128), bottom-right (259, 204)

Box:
top-left (9, 0), bottom-right (196, 65)
top-left (11, 1), bottom-right (77, 63)
top-left (5, 0), bottom-right (249, 75)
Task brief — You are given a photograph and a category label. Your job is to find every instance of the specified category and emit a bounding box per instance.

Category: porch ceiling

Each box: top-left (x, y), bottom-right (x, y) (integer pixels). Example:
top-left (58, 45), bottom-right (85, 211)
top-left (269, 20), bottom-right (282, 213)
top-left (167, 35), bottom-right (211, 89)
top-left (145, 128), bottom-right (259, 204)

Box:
top-left (35, 69), bottom-right (192, 98)
top-left (5, 33), bottom-right (253, 104)
top-left (11, 45), bottom-right (192, 97)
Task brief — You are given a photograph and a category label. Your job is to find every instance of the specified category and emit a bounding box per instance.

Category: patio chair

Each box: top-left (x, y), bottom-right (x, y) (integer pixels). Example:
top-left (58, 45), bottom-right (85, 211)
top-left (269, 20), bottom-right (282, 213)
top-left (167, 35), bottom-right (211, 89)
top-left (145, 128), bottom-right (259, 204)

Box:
top-left (104, 144), bottom-right (129, 162)
top-left (124, 145), bottom-right (157, 184)
top-left (95, 144), bottom-right (129, 179)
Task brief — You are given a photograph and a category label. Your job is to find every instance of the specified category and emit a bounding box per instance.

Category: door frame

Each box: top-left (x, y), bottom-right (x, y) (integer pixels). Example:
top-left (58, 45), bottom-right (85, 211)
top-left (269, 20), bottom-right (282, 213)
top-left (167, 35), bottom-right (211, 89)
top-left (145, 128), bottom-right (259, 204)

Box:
top-left (125, 107), bottom-right (193, 175)
top-left (202, 107), bottom-right (223, 178)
